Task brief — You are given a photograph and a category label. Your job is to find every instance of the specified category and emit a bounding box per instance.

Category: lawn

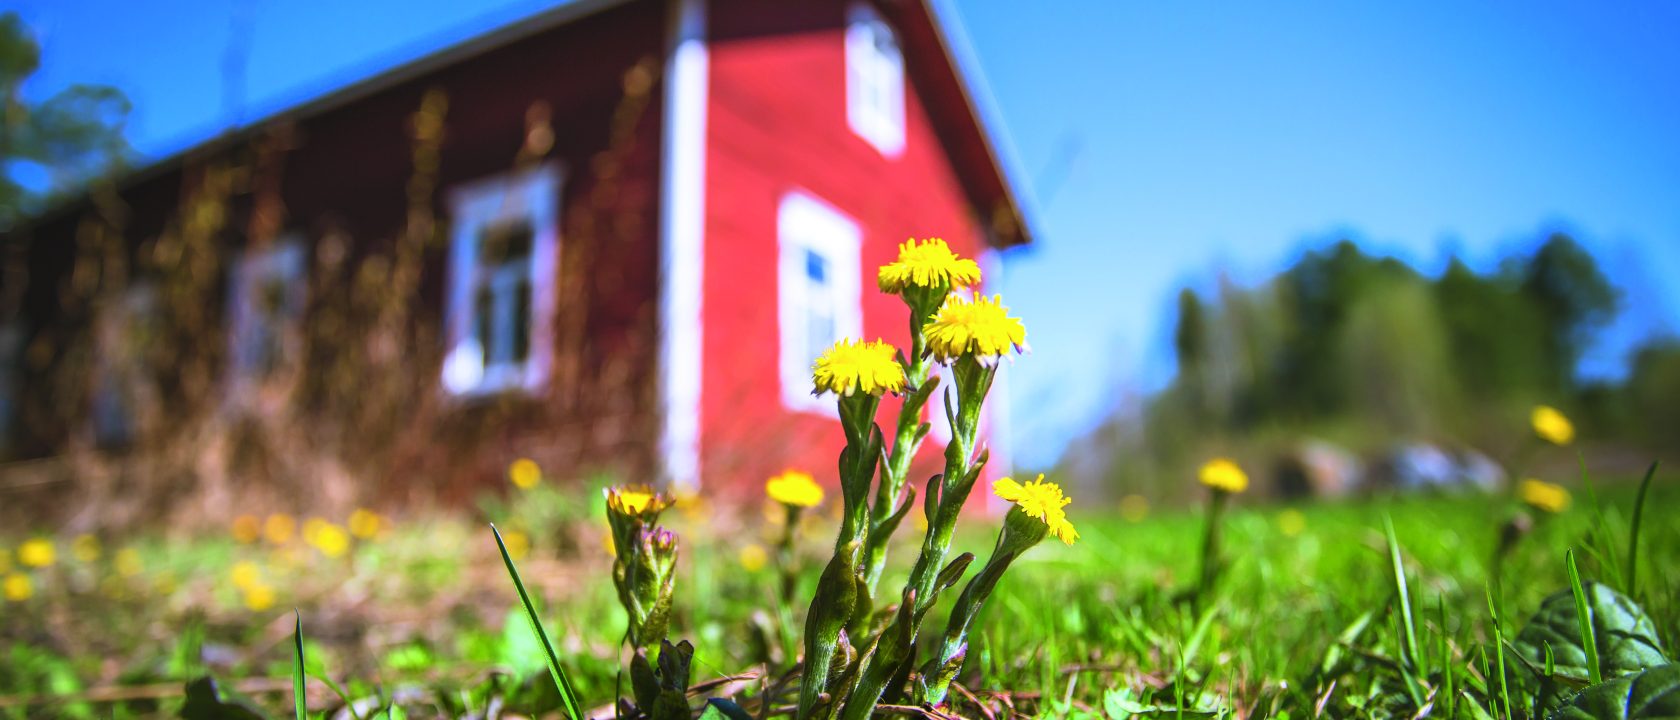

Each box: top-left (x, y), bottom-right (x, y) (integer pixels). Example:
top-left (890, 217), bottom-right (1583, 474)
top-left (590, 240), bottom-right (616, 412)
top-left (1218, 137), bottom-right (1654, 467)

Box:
top-left (2, 472), bottom-right (1673, 718)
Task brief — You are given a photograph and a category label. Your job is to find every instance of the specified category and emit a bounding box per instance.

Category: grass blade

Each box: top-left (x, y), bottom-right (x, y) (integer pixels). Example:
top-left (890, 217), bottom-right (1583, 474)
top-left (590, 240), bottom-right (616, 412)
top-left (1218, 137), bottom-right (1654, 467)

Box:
top-left (493, 523), bottom-right (586, 720)
top-left (293, 611), bottom-right (308, 720)
top-left (1383, 516), bottom-right (1420, 668)
top-left (1565, 548), bottom-right (1602, 684)
top-left (1484, 585), bottom-right (1511, 720)
top-left (1626, 461), bottom-right (1658, 598)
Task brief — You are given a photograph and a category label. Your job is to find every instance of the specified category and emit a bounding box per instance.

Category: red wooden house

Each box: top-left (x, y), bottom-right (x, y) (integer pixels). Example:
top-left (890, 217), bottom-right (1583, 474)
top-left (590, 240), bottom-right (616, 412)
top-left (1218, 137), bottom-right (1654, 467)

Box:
top-left (0, 0), bottom-right (1035, 506)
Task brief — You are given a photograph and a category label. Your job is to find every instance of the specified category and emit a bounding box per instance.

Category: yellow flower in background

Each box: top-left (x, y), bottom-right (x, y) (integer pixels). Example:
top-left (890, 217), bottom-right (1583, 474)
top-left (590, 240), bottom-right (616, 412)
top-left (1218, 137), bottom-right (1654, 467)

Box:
top-left (1531, 405), bottom-right (1575, 446)
top-left (1277, 509), bottom-right (1307, 538)
top-left (114, 548), bottom-right (143, 578)
top-left (1119, 494), bottom-right (1149, 523)
top-left (3, 572), bottom-right (31, 602)
top-left (310, 523), bottom-right (351, 558)
top-left (766, 470), bottom-right (824, 508)
top-left (993, 474), bottom-right (1078, 545)
top-left (263, 514), bottom-right (296, 545)
top-left (242, 583), bottom-right (276, 612)
top-left (230, 560), bottom-right (263, 590)
top-left (923, 294), bottom-right (1027, 362)
top-left (502, 530), bottom-right (531, 561)
top-left (738, 543), bottom-right (769, 572)
top-left (605, 485), bottom-right (671, 518)
top-left (18, 538), bottom-right (54, 568)
top-left (1199, 458), bottom-right (1249, 494)
top-left (71, 534), bottom-right (101, 563)
top-left (1520, 479), bottom-right (1571, 514)
top-left (348, 509), bottom-right (383, 539)
top-left (812, 339), bottom-right (906, 397)
top-left (877, 238), bottom-right (982, 294)
top-left (231, 514), bottom-right (262, 544)
top-left (508, 457), bottom-right (542, 490)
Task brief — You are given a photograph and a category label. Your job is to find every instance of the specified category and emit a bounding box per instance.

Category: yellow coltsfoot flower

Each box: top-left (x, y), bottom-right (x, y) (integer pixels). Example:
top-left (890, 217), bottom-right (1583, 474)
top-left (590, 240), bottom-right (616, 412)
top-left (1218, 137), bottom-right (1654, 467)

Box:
top-left (1519, 478), bottom-right (1571, 514)
top-left (263, 514), bottom-right (296, 545)
top-left (993, 474), bottom-right (1078, 545)
top-left (924, 295), bottom-right (1027, 363)
top-left (877, 238), bottom-right (981, 294)
top-left (348, 509), bottom-right (383, 539)
top-left (1199, 458), bottom-right (1249, 494)
top-left (18, 538), bottom-right (54, 568)
top-left (508, 457), bottom-right (542, 490)
top-left (1531, 405), bottom-right (1575, 446)
top-left (3, 572), bottom-right (32, 602)
top-left (812, 339), bottom-right (906, 397)
top-left (766, 470), bottom-right (824, 508)
top-left (231, 514), bottom-right (262, 544)
top-left (605, 484), bottom-right (672, 519)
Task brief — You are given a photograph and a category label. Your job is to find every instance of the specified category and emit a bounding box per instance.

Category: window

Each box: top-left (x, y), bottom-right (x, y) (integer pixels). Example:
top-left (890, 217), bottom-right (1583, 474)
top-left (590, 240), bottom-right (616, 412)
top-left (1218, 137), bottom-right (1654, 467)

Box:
top-left (0, 317), bottom-right (20, 453)
top-left (94, 283), bottom-right (159, 446)
top-left (228, 242), bottom-right (306, 396)
top-left (778, 191), bottom-right (862, 413)
top-left (442, 165), bottom-right (561, 397)
top-left (845, 2), bottom-right (906, 157)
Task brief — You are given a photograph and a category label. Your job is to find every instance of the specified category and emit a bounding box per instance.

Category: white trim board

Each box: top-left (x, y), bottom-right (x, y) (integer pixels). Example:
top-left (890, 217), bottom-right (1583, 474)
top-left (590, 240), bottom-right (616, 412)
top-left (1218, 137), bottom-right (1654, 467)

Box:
top-left (657, 0), bottom-right (709, 494)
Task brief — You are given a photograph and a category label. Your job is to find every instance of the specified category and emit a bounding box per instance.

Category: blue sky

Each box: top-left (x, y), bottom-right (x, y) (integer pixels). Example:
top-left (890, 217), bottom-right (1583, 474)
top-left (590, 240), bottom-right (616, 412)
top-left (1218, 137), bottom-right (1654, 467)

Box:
top-left (12, 1), bottom-right (1680, 469)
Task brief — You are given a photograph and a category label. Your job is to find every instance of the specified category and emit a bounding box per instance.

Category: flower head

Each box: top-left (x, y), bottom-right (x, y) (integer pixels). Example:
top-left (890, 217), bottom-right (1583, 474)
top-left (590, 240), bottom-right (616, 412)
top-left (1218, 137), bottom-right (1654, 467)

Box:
top-left (3, 573), bottom-right (32, 602)
top-left (1519, 478), bottom-right (1571, 514)
top-left (1199, 458), bottom-right (1249, 494)
top-left (18, 538), bottom-right (54, 568)
top-left (738, 543), bottom-right (769, 572)
top-left (924, 295), bottom-right (1027, 363)
top-left (993, 474), bottom-right (1078, 545)
top-left (509, 457), bottom-right (542, 490)
top-left (348, 509), bottom-right (383, 539)
top-left (231, 515), bottom-right (262, 544)
top-left (877, 238), bottom-right (982, 294)
top-left (1531, 405), bottom-right (1574, 446)
top-left (812, 339), bottom-right (906, 396)
top-left (114, 548), bottom-right (142, 578)
top-left (263, 514), bottom-right (296, 545)
top-left (605, 485), bottom-right (672, 519)
top-left (766, 470), bottom-right (824, 508)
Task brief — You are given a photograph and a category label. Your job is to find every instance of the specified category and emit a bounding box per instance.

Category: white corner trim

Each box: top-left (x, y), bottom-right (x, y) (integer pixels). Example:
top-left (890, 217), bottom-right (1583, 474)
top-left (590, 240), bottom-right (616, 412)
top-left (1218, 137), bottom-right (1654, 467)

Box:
top-left (657, 0), bottom-right (708, 494)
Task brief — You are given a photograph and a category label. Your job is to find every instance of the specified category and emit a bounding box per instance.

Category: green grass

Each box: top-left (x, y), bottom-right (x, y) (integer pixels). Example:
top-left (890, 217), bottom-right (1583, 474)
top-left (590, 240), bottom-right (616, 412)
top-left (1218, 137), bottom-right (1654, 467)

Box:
top-left (1, 478), bottom-right (1675, 718)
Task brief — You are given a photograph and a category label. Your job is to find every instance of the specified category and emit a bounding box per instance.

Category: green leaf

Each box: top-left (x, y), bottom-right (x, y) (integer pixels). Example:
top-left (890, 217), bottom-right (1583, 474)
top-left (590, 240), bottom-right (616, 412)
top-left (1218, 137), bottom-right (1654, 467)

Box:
top-left (493, 523), bottom-right (587, 720)
top-left (697, 698), bottom-right (756, 720)
top-left (1549, 664), bottom-right (1680, 719)
top-left (293, 612), bottom-right (308, 720)
top-left (1512, 582), bottom-right (1669, 711)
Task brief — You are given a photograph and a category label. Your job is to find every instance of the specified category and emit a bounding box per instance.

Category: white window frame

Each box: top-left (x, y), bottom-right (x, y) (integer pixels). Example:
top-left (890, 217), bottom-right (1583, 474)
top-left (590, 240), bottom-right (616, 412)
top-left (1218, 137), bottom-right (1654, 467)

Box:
top-left (777, 191), bottom-right (863, 415)
top-left (845, 2), bottom-right (906, 158)
top-left (227, 240), bottom-right (307, 399)
top-left (442, 164), bottom-right (562, 398)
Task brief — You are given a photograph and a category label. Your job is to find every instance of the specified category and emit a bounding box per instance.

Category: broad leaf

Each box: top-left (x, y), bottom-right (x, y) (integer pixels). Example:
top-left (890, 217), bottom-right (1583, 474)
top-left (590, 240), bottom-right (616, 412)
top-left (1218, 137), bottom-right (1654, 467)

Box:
top-left (1512, 582), bottom-right (1668, 711)
top-left (1549, 664), bottom-right (1680, 719)
top-left (180, 676), bottom-right (270, 720)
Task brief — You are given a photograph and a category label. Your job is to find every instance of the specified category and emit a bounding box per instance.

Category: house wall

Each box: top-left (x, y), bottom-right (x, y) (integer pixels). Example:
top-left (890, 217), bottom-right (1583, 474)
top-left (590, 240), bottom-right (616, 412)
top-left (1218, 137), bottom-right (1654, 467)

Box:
top-left (698, 0), bottom-right (997, 497)
top-left (0, 0), bottom-right (669, 511)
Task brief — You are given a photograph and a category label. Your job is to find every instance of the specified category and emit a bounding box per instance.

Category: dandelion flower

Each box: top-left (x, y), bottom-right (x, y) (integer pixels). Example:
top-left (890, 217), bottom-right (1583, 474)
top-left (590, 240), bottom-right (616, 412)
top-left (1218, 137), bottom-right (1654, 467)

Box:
top-left (1519, 479), bottom-right (1571, 514)
top-left (812, 339), bottom-right (906, 396)
top-left (509, 457), bottom-right (542, 490)
top-left (738, 543), bottom-right (769, 572)
top-left (231, 515), bottom-right (262, 544)
top-left (993, 474), bottom-right (1078, 545)
top-left (71, 534), bottom-right (101, 563)
top-left (230, 560), bottom-right (263, 591)
top-left (1199, 458), bottom-right (1249, 494)
top-left (242, 583), bottom-right (276, 612)
top-left (923, 295), bottom-right (1027, 362)
top-left (877, 238), bottom-right (981, 294)
top-left (263, 514), bottom-right (296, 545)
top-left (766, 470), bottom-right (824, 508)
top-left (18, 538), bottom-right (54, 568)
top-left (3, 573), bottom-right (31, 602)
top-left (310, 523), bottom-right (351, 558)
top-left (606, 485), bottom-right (671, 518)
top-left (1531, 405), bottom-right (1574, 446)
top-left (114, 548), bottom-right (142, 578)
top-left (502, 530), bottom-right (531, 561)
top-left (348, 509), bottom-right (383, 539)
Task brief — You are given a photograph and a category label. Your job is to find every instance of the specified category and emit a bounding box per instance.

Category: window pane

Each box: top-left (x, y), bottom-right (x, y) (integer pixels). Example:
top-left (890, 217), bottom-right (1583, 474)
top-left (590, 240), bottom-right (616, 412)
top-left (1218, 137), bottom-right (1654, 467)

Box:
top-left (512, 277), bottom-right (532, 364)
top-left (474, 284), bottom-right (495, 363)
top-left (805, 248), bottom-right (828, 284)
